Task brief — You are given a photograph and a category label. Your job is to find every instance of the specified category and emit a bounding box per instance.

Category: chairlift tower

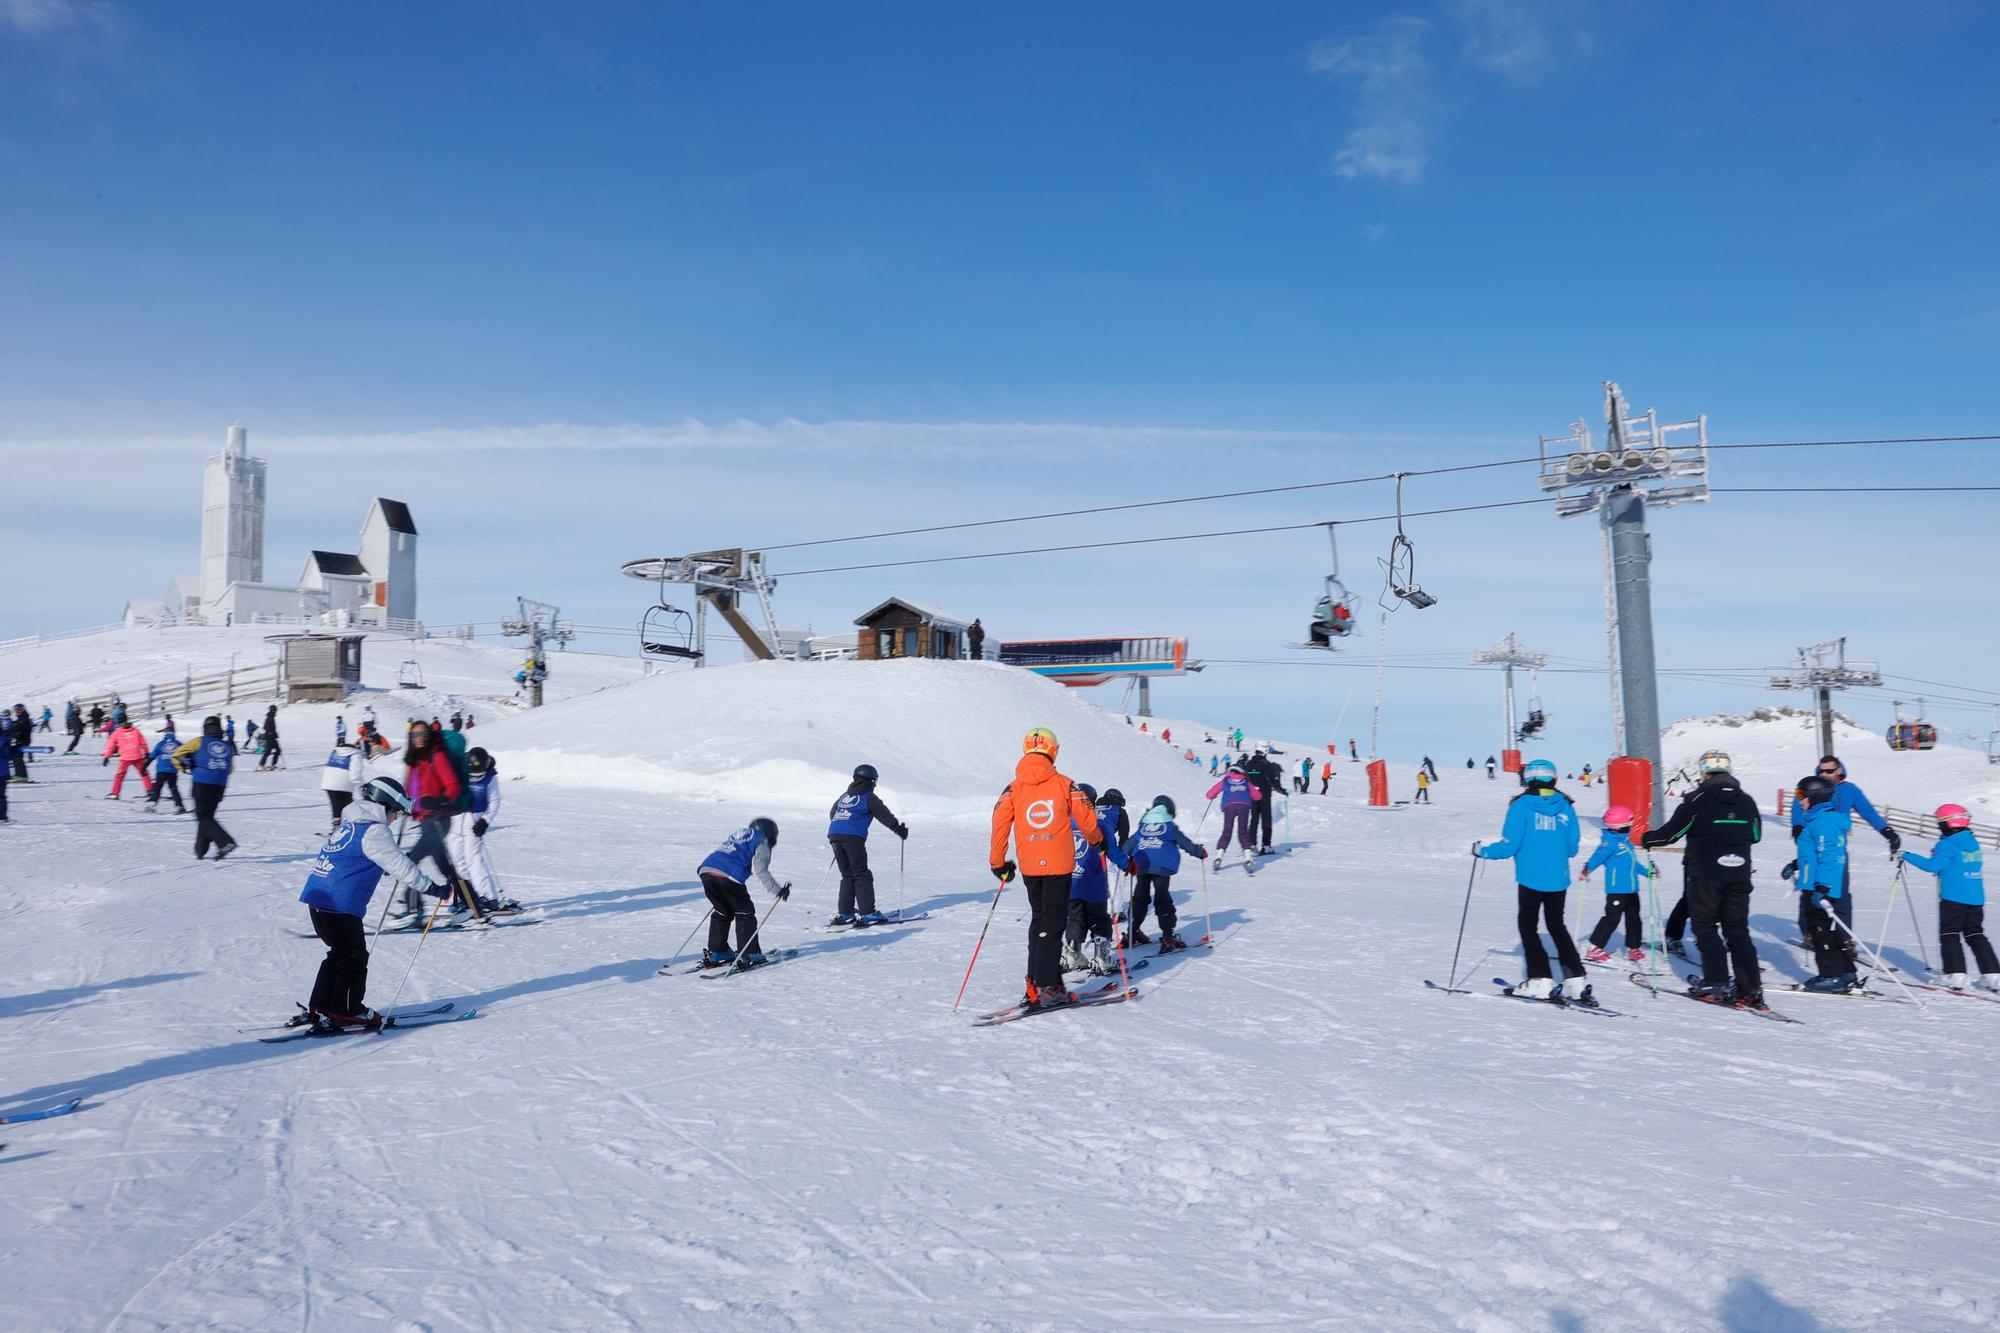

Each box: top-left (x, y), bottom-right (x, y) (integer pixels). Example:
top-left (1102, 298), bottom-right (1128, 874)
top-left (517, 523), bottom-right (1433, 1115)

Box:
top-left (1471, 633), bottom-right (1549, 761)
top-left (1767, 637), bottom-right (1881, 758)
top-left (620, 548), bottom-right (783, 668)
top-left (1537, 382), bottom-right (1709, 824)
top-left (502, 596), bottom-right (574, 708)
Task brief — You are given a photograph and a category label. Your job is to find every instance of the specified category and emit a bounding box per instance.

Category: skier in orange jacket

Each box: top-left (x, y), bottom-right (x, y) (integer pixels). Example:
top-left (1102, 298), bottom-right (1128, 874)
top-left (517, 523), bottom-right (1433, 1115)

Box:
top-left (990, 726), bottom-right (1102, 1009)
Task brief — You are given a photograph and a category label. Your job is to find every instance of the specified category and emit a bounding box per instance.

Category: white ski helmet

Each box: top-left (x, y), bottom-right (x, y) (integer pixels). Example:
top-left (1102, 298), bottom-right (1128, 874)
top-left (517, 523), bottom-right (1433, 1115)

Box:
top-left (1697, 750), bottom-right (1732, 776)
top-left (360, 775), bottom-right (414, 813)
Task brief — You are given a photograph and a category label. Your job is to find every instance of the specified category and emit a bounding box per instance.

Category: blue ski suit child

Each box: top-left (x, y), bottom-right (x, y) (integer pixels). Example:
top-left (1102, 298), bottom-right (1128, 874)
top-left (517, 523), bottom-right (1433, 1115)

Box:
top-left (1582, 827), bottom-right (1654, 953)
top-left (1477, 788), bottom-right (1582, 984)
top-left (1901, 829), bottom-right (1999, 982)
top-left (1066, 803), bottom-right (1132, 967)
top-left (1120, 803), bottom-right (1207, 946)
top-left (298, 796), bottom-right (446, 1021)
top-left (1786, 802), bottom-right (1856, 981)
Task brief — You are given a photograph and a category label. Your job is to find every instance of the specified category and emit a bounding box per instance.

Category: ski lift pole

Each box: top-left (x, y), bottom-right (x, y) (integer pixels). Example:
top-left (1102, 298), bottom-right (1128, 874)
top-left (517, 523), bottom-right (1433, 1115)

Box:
top-left (952, 869), bottom-right (1011, 1012)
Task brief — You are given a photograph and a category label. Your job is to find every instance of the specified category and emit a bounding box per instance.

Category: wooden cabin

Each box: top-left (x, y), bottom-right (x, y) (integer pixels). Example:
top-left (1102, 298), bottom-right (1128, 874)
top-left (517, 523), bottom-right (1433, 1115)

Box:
top-left (853, 598), bottom-right (971, 661)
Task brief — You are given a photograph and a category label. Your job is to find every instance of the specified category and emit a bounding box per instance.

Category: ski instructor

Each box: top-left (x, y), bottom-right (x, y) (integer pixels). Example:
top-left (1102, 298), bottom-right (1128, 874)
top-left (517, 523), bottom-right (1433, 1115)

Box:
top-left (1642, 749), bottom-right (1766, 1008)
top-left (990, 727), bottom-right (1102, 1012)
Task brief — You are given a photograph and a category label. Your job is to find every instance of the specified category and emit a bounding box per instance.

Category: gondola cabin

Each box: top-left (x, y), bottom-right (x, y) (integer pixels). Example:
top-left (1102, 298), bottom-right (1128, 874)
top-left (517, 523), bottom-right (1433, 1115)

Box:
top-left (1886, 722), bottom-right (1938, 751)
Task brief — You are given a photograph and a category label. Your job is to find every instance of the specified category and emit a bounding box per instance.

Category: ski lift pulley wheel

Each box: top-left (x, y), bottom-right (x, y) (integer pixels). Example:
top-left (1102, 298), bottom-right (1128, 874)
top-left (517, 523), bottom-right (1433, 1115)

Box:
top-left (639, 601), bottom-right (701, 661)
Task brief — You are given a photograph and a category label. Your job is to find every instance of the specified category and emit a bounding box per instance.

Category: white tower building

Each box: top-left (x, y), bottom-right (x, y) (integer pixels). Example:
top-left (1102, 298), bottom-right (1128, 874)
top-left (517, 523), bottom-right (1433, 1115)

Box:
top-left (200, 424), bottom-right (266, 606)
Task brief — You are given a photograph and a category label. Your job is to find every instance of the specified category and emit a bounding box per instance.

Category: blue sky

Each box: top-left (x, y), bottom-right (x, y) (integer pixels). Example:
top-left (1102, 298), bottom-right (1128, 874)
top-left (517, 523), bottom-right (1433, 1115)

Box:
top-left (4, 1), bottom-right (1997, 760)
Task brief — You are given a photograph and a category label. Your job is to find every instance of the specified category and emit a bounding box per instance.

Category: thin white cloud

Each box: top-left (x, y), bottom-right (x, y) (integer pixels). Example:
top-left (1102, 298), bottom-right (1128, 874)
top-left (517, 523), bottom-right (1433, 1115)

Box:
top-left (1450, 0), bottom-right (1588, 83)
top-left (0, 0), bottom-right (110, 35)
top-left (1307, 15), bottom-right (1435, 185)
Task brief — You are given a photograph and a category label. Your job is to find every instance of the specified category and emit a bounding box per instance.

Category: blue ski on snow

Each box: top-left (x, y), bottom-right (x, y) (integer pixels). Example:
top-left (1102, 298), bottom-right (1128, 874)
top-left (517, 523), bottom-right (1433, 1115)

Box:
top-left (258, 1008), bottom-right (478, 1044)
top-left (0, 1098), bottom-right (83, 1125)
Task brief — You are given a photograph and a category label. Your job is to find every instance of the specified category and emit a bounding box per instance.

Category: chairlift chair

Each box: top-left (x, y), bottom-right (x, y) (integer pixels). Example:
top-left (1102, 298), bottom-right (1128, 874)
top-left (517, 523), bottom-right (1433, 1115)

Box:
top-left (397, 659), bottom-right (423, 689)
top-left (1515, 668), bottom-right (1548, 740)
top-left (1305, 524), bottom-right (1360, 648)
top-left (639, 601), bottom-right (702, 662)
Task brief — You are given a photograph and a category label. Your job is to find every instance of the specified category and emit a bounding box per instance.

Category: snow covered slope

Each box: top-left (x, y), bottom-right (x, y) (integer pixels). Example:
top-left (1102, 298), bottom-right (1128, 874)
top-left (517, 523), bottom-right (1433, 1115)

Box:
top-left (2, 658), bottom-right (1997, 1330)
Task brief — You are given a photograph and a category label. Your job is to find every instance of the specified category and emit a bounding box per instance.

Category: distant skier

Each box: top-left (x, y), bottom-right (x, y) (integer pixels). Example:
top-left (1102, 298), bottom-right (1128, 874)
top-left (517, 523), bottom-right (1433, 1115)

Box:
top-left (826, 763), bottom-right (909, 926)
top-left (0, 724), bottom-right (12, 822)
top-left (1475, 758), bottom-right (1587, 1002)
top-left (967, 618), bottom-right (985, 660)
top-left (1643, 749), bottom-right (1765, 1008)
top-left (88, 703), bottom-right (105, 735)
top-left (295, 776), bottom-right (449, 1033)
top-left (1486, 755), bottom-right (1497, 780)
top-left (37, 705), bottom-right (51, 733)
top-left (1062, 783), bottom-right (1130, 976)
top-left (449, 711), bottom-right (464, 732)
top-left (1348, 739), bottom-right (1359, 761)
top-left (697, 818), bottom-right (791, 968)
top-left (1119, 795), bottom-right (1206, 952)
top-left (321, 735), bottom-right (362, 829)
top-left (145, 727), bottom-right (187, 814)
top-left (259, 706), bottom-right (282, 769)
top-left (1241, 747), bottom-right (1282, 853)
top-left (989, 727), bottom-right (1101, 1010)
top-left (1900, 803), bottom-right (2000, 991)
top-left (1413, 769), bottom-right (1431, 804)
top-left (101, 718), bottom-right (154, 800)
top-left (397, 721), bottom-right (466, 921)
top-left (335, 714), bottom-right (346, 745)
top-left (1467, 758), bottom-right (1475, 770)
top-left (1319, 761), bottom-right (1332, 794)
top-left (1422, 755), bottom-right (1438, 782)
top-left (64, 703), bottom-right (83, 754)
top-left (172, 717), bottom-right (238, 859)
top-left (1790, 755), bottom-right (1896, 940)
top-left (452, 746), bottom-right (513, 913)
top-left (224, 714), bottom-right (234, 743)
top-left (1783, 773), bottom-right (1859, 993)
top-left (1294, 756), bottom-right (1310, 794)
top-left (1209, 755), bottom-right (1219, 776)
top-left (1580, 805), bottom-right (1653, 963)
top-left (1206, 762), bottom-right (1261, 872)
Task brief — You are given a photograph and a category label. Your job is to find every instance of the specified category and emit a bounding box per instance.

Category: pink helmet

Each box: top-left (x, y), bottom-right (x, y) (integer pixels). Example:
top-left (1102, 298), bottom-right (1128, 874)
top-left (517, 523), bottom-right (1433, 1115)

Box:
top-left (1936, 803), bottom-right (1972, 830)
top-left (1603, 804), bottom-right (1635, 830)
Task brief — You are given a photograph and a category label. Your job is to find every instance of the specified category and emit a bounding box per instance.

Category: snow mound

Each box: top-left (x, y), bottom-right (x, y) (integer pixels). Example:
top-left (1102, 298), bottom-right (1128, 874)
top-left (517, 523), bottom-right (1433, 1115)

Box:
top-left (1662, 709), bottom-right (2000, 821)
top-left (478, 658), bottom-right (1220, 817)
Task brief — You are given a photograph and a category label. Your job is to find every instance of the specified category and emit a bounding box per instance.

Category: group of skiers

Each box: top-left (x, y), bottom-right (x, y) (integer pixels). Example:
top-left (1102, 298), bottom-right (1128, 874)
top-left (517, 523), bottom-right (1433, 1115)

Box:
top-left (1473, 748), bottom-right (1995, 1011)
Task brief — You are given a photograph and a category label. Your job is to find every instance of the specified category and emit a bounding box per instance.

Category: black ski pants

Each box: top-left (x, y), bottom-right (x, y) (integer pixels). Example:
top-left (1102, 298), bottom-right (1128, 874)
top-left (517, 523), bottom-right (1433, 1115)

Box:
top-left (1516, 885), bottom-right (1582, 980)
top-left (1251, 799), bottom-right (1274, 850)
top-left (830, 835), bottom-right (876, 915)
top-left (327, 790), bottom-right (353, 827)
top-left (1798, 860), bottom-right (1854, 933)
top-left (700, 871), bottom-right (758, 955)
top-left (64, 726), bottom-right (83, 754)
top-left (1414, 787), bottom-right (1430, 804)
top-left (1800, 894), bottom-right (1855, 977)
top-left (1688, 876), bottom-right (1762, 988)
top-left (192, 782), bottom-right (233, 857)
top-left (1129, 871), bottom-right (1177, 934)
top-left (407, 814), bottom-right (459, 884)
top-left (8, 748), bottom-right (24, 781)
top-left (0, 776), bottom-right (8, 821)
top-left (261, 737), bottom-right (282, 769)
top-left (149, 767), bottom-right (186, 813)
top-left (1589, 893), bottom-right (1643, 950)
top-left (1940, 900), bottom-right (2000, 976)
top-left (1066, 898), bottom-right (1112, 946)
top-left (1023, 873), bottom-right (1071, 990)
top-left (307, 907), bottom-right (370, 1017)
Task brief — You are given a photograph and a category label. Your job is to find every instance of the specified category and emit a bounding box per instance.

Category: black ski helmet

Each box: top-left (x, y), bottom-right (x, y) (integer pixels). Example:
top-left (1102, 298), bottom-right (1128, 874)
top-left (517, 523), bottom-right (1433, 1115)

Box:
top-left (360, 775), bottom-right (413, 813)
top-left (853, 764), bottom-right (878, 784)
top-left (1796, 774), bottom-right (1837, 807)
top-left (750, 816), bottom-right (779, 847)
top-left (1075, 782), bottom-right (1098, 804)
top-left (1152, 794), bottom-right (1176, 817)
top-left (1101, 788), bottom-right (1126, 808)
top-left (467, 746), bottom-right (492, 776)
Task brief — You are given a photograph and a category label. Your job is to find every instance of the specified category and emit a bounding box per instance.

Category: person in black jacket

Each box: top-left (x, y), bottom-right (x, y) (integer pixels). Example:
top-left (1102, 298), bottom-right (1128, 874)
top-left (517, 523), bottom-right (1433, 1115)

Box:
top-left (1240, 748), bottom-right (1283, 853)
top-left (1643, 749), bottom-right (1765, 1007)
top-left (825, 763), bottom-right (908, 925)
top-left (258, 705), bottom-right (283, 770)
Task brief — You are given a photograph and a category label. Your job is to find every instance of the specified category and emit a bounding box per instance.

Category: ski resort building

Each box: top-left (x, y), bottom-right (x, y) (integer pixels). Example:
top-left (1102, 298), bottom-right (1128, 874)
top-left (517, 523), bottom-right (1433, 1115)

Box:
top-left (125, 426), bottom-right (423, 630)
top-left (852, 598), bottom-right (972, 660)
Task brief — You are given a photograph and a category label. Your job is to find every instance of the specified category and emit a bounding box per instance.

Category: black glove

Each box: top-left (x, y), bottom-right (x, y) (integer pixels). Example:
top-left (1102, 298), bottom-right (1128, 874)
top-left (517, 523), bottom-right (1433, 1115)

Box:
top-left (102, 757), bottom-right (109, 766)
top-left (777, 882), bottom-right (791, 901)
top-left (1882, 826), bottom-right (1902, 854)
top-left (1781, 860), bottom-right (1798, 881)
top-left (472, 818), bottom-right (489, 837)
top-left (1638, 832), bottom-right (1662, 849)
top-left (1810, 892), bottom-right (1833, 912)
top-left (895, 823), bottom-right (909, 840)
top-left (1791, 824), bottom-right (1804, 841)
top-left (420, 795), bottom-right (446, 813)
top-left (994, 861), bottom-right (1016, 883)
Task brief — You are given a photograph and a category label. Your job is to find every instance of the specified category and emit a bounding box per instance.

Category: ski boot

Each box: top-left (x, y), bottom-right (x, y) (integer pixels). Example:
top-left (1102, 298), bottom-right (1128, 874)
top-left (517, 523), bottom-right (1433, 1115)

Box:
top-left (283, 1004), bottom-right (321, 1029)
top-left (1559, 976), bottom-right (1597, 1007)
top-left (1584, 945), bottom-right (1613, 964)
top-left (1060, 940), bottom-right (1088, 973)
top-left (1735, 986), bottom-right (1770, 1012)
top-left (313, 1008), bottom-right (383, 1034)
top-left (1802, 972), bottom-right (1860, 994)
top-left (105, 793), bottom-right (120, 801)
top-left (1664, 939), bottom-right (1689, 960)
top-left (700, 949), bottom-right (737, 970)
top-left (1686, 978), bottom-right (1736, 1004)
top-left (1157, 931), bottom-right (1188, 955)
top-left (737, 950), bottom-right (768, 969)
top-left (1028, 980), bottom-right (1073, 1011)
top-left (854, 911), bottom-right (887, 927)
top-left (1515, 977), bottom-right (1557, 1000)
top-left (828, 913), bottom-right (855, 927)
top-left (1125, 926), bottom-right (1151, 948)
top-left (1211, 855), bottom-right (1223, 871)
top-left (1940, 972), bottom-right (1970, 990)
top-left (1978, 974), bottom-right (2000, 993)
top-left (1085, 939), bottom-right (1117, 976)
top-left (1625, 947), bottom-right (1647, 963)
top-left (213, 842), bottom-right (238, 860)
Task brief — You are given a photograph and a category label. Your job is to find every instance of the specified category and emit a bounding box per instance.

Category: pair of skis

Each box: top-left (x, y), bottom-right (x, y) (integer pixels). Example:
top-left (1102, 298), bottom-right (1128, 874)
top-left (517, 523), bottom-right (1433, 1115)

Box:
top-left (1422, 977), bottom-right (1625, 1016)
top-left (0, 1098), bottom-right (83, 1126)
top-left (972, 979), bottom-right (1140, 1027)
top-left (248, 1001), bottom-right (478, 1043)
top-left (819, 910), bottom-right (929, 931)
top-left (1626, 972), bottom-right (1803, 1024)
top-left (656, 948), bottom-right (800, 979)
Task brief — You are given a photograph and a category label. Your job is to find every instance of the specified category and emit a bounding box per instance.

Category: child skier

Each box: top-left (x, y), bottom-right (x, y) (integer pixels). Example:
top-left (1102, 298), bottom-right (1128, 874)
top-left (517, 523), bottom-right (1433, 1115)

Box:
top-left (1784, 773), bottom-right (1859, 992)
top-left (1475, 757), bottom-right (1587, 1001)
top-left (1581, 804), bottom-right (1653, 963)
top-left (451, 746), bottom-right (517, 914)
top-left (1206, 762), bottom-right (1261, 871)
top-left (1063, 783), bottom-right (1131, 975)
top-left (101, 718), bottom-right (154, 800)
top-left (1120, 795), bottom-right (1207, 952)
top-left (321, 735), bottom-right (362, 829)
top-left (826, 762), bottom-right (909, 926)
top-left (697, 818), bottom-right (791, 968)
top-left (1899, 803), bottom-right (1999, 991)
top-left (295, 776), bottom-right (450, 1033)
top-left (1414, 769), bottom-right (1431, 804)
top-left (173, 716), bottom-right (237, 859)
top-left (145, 727), bottom-right (187, 815)
top-left (1320, 761), bottom-right (1332, 794)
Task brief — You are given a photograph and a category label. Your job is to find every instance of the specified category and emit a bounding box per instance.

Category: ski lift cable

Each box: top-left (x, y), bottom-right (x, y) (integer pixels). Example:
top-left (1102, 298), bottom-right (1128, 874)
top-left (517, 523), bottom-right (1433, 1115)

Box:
top-left (751, 437), bottom-right (2000, 555)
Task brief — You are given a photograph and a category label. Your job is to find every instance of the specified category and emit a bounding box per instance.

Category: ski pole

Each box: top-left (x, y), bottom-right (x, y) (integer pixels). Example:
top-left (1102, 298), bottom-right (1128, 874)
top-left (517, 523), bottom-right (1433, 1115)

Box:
top-left (1445, 850), bottom-right (1481, 992)
top-left (372, 813), bottom-right (414, 937)
top-left (898, 838), bottom-right (906, 921)
top-left (952, 870), bottom-right (1010, 1012)
top-left (1897, 862), bottom-right (1932, 972)
top-left (1110, 872), bottom-right (1132, 988)
top-left (668, 907), bottom-right (718, 968)
top-left (1199, 855), bottom-right (1215, 946)
top-left (724, 889), bottom-right (789, 977)
top-left (1645, 857), bottom-right (1665, 997)
top-left (1823, 899), bottom-right (1927, 1008)
top-left (379, 883), bottom-right (452, 1025)
top-left (1193, 797), bottom-right (1214, 836)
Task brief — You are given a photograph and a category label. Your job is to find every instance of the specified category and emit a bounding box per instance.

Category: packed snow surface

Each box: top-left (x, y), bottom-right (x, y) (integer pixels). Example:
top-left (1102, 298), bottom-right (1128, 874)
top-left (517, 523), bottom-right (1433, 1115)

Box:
top-left (2, 653), bottom-right (1997, 1330)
